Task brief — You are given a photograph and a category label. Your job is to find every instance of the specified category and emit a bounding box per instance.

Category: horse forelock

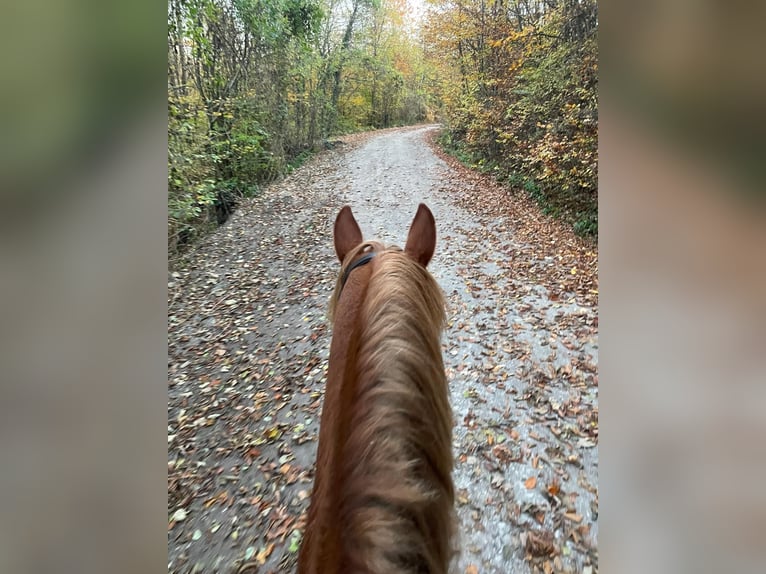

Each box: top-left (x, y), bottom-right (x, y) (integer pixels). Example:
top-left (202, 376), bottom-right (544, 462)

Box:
top-left (328, 241), bottom-right (385, 325)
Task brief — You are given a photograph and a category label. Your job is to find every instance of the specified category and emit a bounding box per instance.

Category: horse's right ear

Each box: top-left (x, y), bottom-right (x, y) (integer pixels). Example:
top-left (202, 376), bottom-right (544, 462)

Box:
top-left (405, 203), bottom-right (436, 268)
top-left (334, 206), bottom-right (363, 263)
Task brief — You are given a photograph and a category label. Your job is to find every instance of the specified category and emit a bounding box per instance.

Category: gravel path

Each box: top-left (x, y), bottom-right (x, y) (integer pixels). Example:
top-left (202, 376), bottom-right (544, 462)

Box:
top-left (168, 125), bottom-right (598, 573)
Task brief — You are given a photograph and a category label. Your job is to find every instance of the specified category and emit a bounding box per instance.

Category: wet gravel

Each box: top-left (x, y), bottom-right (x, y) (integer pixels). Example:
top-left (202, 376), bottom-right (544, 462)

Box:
top-left (168, 125), bottom-right (598, 574)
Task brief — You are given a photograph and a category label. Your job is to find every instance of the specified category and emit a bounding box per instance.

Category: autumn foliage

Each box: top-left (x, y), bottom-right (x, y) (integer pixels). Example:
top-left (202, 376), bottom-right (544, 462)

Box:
top-left (423, 0), bottom-right (598, 239)
top-left (168, 0), bottom-right (598, 254)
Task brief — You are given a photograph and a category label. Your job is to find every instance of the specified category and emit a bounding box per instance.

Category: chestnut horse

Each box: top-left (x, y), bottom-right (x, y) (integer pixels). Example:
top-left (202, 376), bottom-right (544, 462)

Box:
top-left (298, 204), bottom-right (455, 574)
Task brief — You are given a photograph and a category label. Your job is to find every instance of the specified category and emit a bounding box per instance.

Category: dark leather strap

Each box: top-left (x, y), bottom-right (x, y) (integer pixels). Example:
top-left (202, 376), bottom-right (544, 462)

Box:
top-left (339, 251), bottom-right (376, 293)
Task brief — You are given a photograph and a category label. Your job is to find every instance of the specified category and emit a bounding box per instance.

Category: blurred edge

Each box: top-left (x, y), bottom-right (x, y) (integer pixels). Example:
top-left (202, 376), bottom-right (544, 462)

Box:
top-left (601, 0), bottom-right (766, 202)
top-left (0, 1), bottom-right (159, 212)
top-left (0, 113), bottom-right (168, 574)
top-left (0, 1), bottom-right (167, 573)
top-left (601, 1), bottom-right (765, 573)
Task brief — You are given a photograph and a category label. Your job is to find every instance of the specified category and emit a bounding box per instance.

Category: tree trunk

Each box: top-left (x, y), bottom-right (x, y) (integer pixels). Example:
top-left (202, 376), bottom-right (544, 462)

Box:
top-left (331, 0), bottom-right (361, 114)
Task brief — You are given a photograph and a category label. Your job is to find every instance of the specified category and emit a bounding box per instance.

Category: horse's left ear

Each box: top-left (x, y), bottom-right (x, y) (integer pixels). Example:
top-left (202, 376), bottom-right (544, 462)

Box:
top-left (334, 205), bottom-right (363, 263)
top-left (405, 203), bottom-right (436, 268)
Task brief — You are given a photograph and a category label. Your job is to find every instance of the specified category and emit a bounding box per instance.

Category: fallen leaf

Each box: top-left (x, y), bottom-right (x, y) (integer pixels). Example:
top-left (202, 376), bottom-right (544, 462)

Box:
top-left (525, 529), bottom-right (555, 556)
top-left (256, 543), bottom-right (275, 565)
top-left (288, 530), bottom-right (302, 553)
top-left (465, 565), bottom-right (478, 574)
top-left (170, 508), bottom-right (187, 522)
top-left (524, 476), bottom-right (537, 489)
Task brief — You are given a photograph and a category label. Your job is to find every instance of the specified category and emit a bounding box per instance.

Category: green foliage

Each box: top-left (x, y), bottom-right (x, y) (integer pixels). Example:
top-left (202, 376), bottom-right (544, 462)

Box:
top-left (168, 0), bottom-right (442, 255)
top-left (283, 0), bottom-right (324, 40)
top-left (286, 148), bottom-right (313, 172)
top-left (574, 212), bottom-right (598, 238)
top-left (438, 130), bottom-right (475, 167)
top-left (523, 178), bottom-right (544, 204)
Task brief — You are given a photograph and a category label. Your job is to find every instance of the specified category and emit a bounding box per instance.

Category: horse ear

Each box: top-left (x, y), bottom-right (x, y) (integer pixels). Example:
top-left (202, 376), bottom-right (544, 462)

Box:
top-left (334, 205), bottom-right (363, 263)
top-left (405, 203), bottom-right (436, 267)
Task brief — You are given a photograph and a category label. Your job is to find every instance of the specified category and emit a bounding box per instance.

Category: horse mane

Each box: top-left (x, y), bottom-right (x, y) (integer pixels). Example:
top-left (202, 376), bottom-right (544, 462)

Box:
top-left (326, 241), bottom-right (456, 573)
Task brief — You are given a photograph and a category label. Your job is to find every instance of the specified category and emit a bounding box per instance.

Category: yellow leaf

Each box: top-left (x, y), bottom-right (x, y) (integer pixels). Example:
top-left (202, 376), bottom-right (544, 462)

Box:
top-left (256, 543), bottom-right (275, 565)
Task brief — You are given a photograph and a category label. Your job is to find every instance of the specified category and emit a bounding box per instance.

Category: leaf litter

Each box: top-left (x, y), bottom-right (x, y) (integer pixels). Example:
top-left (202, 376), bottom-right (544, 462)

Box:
top-left (168, 126), bottom-right (597, 573)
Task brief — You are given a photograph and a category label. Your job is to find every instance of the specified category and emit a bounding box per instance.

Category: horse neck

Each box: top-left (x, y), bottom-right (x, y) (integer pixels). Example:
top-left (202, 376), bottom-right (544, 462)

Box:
top-left (300, 264), bottom-right (373, 572)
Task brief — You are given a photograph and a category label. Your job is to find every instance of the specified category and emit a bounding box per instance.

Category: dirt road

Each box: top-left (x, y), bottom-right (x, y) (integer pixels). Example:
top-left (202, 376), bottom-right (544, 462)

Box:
top-left (168, 125), bottom-right (599, 573)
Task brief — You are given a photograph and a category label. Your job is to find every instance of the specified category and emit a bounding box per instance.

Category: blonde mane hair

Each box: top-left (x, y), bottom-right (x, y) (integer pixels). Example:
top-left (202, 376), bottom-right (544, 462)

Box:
top-left (325, 241), bottom-right (455, 573)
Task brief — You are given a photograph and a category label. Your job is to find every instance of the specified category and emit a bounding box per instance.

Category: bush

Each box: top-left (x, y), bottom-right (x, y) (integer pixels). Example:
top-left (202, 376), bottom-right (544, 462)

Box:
top-left (431, 1), bottom-right (598, 241)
